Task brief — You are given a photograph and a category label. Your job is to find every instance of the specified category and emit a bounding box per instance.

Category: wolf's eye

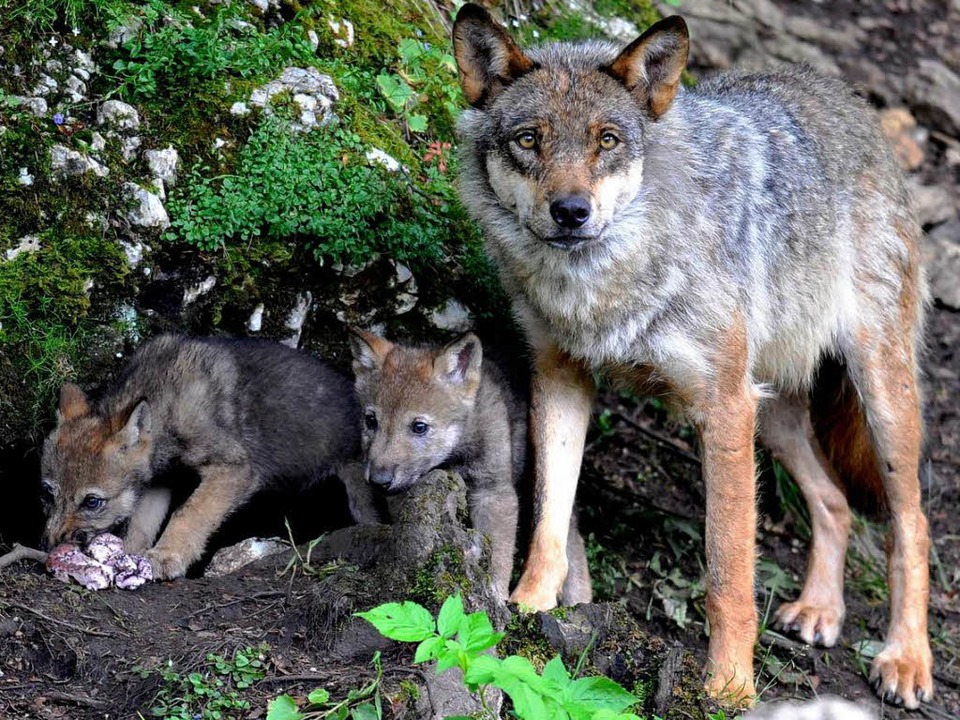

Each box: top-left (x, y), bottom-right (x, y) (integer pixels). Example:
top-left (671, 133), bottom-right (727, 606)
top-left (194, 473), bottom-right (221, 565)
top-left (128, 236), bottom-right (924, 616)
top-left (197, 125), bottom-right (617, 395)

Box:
top-left (599, 132), bottom-right (619, 150)
top-left (410, 421), bottom-right (429, 436)
top-left (364, 411), bottom-right (378, 431)
top-left (82, 495), bottom-right (104, 511)
top-left (515, 131), bottom-right (537, 150)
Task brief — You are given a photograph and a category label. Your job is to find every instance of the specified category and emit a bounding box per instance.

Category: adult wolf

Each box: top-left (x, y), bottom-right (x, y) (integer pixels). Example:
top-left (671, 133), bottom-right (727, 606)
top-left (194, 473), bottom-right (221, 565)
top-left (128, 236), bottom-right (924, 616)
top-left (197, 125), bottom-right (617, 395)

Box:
top-left (453, 3), bottom-right (932, 708)
top-left (41, 335), bottom-right (374, 579)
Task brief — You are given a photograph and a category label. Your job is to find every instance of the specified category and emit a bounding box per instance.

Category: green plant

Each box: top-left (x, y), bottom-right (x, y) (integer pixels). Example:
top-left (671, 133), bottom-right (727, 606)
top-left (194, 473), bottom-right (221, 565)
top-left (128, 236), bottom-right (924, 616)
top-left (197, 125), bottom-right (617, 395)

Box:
top-left (166, 116), bottom-right (448, 267)
top-left (354, 595), bottom-right (642, 720)
top-left (266, 652), bottom-right (384, 720)
top-left (139, 645), bottom-right (268, 720)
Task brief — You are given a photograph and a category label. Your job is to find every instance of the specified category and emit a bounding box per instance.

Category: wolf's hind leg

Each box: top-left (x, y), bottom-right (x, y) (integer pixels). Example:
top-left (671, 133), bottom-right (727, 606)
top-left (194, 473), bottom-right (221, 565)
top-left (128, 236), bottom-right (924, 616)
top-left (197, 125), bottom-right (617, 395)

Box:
top-left (559, 511), bottom-right (592, 606)
top-left (470, 483), bottom-right (519, 601)
top-left (125, 486), bottom-right (173, 553)
top-left (146, 462), bottom-right (258, 579)
top-left (845, 328), bottom-right (933, 709)
top-left (761, 394), bottom-right (850, 647)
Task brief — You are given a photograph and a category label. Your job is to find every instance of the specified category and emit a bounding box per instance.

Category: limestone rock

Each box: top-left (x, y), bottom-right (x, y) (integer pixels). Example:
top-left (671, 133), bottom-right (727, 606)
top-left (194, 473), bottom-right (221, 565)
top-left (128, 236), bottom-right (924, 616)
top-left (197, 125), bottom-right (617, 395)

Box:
top-left (205, 538), bottom-right (288, 577)
top-left (909, 180), bottom-right (957, 228)
top-left (98, 99), bottom-right (140, 132)
top-left (124, 183), bottom-right (169, 229)
top-left (924, 221), bottom-right (960, 310)
top-left (905, 59), bottom-right (960, 138)
top-left (744, 697), bottom-right (875, 720)
top-left (50, 144), bottom-right (109, 177)
top-left (429, 299), bottom-right (472, 332)
top-left (145, 146), bottom-right (180, 188)
top-left (4, 235), bottom-right (41, 262)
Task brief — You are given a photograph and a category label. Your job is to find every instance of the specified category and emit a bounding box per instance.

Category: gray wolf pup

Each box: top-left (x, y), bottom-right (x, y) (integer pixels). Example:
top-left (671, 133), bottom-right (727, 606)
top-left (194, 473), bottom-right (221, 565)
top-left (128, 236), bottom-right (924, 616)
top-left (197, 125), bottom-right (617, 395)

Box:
top-left (41, 335), bottom-right (374, 580)
top-left (349, 328), bottom-right (592, 603)
top-left (453, 3), bottom-right (932, 708)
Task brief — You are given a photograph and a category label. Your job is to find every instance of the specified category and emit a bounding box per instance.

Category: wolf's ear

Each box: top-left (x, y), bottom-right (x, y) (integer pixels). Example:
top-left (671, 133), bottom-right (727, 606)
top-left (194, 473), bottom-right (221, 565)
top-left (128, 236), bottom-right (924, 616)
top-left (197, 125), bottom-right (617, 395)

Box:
top-left (453, 3), bottom-right (535, 108)
top-left (117, 400), bottom-right (151, 450)
top-left (606, 15), bottom-right (688, 119)
top-left (349, 327), bottom-right (393, 373)
top-left (434, 334), bottom-right (483, 395)
top-left (58, 383), bottom-right (90, 421)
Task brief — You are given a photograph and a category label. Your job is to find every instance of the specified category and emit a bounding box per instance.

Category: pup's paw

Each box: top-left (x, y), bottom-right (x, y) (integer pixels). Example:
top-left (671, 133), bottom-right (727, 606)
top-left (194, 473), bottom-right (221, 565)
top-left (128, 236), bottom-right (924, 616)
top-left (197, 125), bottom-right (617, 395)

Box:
top-left (869, 639), bottom-right (934, 709)
top-left (774, 597), bottom-right (844, 647)
top-left (703, 664), bottom-right (756, 709)
top-left (144, 546), bottom-right (188, 580)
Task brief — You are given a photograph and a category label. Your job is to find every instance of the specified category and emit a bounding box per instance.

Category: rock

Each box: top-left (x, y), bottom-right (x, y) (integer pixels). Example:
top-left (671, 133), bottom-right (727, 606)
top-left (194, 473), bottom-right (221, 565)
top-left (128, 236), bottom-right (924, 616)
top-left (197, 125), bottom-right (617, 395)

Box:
top-left (415, 667), bottom-right (501, 720)
top-left (121, 240), bottom-right (144, 268)
top-left (924, 221), bottom-right (960, 309)
top-left (98, 99), bottom-right (140, 132)
top-left (205, 538), bottom-right (288, 577)
top-left (183, 275), bottom-right (217, 305)
top-left (429, 299), bottom-right (472, 332)
top-left (247, 303), bottom-right (265, 332)
top-left (909, 180), bottom-right (957, 227)
top-left (230, 101), bottom-right (251, 116)
top-left (121, 135), bottom-right (142, 162)
top-left (327, 17), bottom-right (355, 48)
top-left (4, 235), bottom-right (41, 262)
top-left (32, 74), bottom-right (58, 97)
top-left (904, 59), bottom-right (960, 138)
top-left (124, 183), bottom-right (169, 229)
top-left (391, 261), bottom-right (418, 315)
top-left (145, 146), bottom-right (180, 188)
top-left (280, 292), bottom-right (312, 348)
top-left (90, 132), bottom-right (106, 152)
top-left (744, 697), bottom-right (874, 720)
top-left (365, 147), bottom-right (401, 172)
top-left (878, 108), bottom-right (925, 171)
top-left (10, 95), bottom-right (47, 117)
top-left (248, 66), bottom-right (338, 131)
top-left (64, 74), bottom-right (86, 103)
top-left (17, 168), bottom-right (33, 186)
top-left (50, 144), bottom-right (109, 177)
top-left (105, 17), bottom-right (142, 48)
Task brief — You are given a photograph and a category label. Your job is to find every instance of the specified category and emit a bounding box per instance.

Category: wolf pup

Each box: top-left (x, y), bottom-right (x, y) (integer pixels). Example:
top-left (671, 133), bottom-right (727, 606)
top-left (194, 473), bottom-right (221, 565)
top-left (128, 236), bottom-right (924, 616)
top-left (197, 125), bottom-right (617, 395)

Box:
top-left (349, 328), bottom-right (592, 604)
top-left (453, 4), bottom-right (932, 708)
top-left (41, 335), bottom-right (374, 580)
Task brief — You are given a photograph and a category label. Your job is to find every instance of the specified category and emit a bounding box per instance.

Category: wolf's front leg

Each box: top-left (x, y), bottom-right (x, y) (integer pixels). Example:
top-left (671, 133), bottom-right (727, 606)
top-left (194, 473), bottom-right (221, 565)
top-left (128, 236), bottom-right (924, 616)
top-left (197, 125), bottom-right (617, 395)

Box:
top-left (125, 486), bottom-right (172, 553)
top-left (339, 461), bottom-right (380, 525)
top-left (470, 482), bottom-right (520, 601)
top-left (146, 463), bottom-right (257, 580)
top-left (699, 378), bottom-right (759, 707)
top-left (510, 346), bottom-right (594, 611)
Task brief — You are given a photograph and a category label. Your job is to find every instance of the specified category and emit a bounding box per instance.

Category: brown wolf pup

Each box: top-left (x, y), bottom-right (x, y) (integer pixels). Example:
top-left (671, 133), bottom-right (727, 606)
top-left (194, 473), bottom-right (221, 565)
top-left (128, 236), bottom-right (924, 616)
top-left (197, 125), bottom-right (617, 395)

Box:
top-left (41, 335), bottom-right (374, 580)
top-left (349, 328), bottom-right (592, 603)
top-left (452, 3), bottom-right (932, 708)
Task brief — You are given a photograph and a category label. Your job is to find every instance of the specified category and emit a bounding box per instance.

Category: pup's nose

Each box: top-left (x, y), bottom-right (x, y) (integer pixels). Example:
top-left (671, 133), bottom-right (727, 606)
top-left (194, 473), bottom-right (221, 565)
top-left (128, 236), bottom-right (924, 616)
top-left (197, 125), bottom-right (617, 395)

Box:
top-left (550, 195), bottom-right (592, 229)
top-left (368, 466), bottom-right (395, 488)
top-left (73, 529), bottom-right (90, 546)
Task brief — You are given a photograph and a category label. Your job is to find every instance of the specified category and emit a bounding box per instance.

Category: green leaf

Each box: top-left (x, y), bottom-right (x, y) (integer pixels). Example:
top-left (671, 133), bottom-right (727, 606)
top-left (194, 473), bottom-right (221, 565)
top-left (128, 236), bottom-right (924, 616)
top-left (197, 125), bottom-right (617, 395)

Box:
top-left (462, 654), bottom-right (500, 688)
top-left (266, 694), bottom-right (304, 720)
top-left (307, 688), bottom-right (330, 705)
top-left (375, 74), bottom-right (414, 113)
top-left (407, 114), bottom-right (429, 133)
top-left (350, 702), bottom-right (379, 720)
top-left (356, 601), bottom-right (436, 642)
top-left (542, 656), bottom-right (571, 687)
top-left (562, 676), bottom-right (637, 714)
top-left (397, 38), bottom-right (422, 65)
top-left (437, 595), bottom-right (465, 639)
top-left (436, 640), bottom-right (463, 674)
top-left (457, 611), bottom-right (502, 653)
top-left (415, 635), bottom-right (446, 664)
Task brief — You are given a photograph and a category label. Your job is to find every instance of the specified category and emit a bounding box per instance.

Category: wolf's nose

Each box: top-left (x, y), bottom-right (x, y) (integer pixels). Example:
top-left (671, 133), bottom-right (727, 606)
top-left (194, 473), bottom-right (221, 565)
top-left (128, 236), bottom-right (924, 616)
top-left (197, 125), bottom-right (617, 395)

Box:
top-left (369, 466), bottom-right (394, 487)
top-left (550, 195), bottom-right (592, 229)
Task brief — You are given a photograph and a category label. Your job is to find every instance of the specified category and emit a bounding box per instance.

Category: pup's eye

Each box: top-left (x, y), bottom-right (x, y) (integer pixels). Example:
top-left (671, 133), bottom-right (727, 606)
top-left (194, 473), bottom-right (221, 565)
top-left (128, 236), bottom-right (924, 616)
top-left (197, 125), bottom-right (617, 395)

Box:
top-left (410, 421), bottom-right (429, 436)
top-left (599, 132), bottom-right (619, 150)
top-left (82, 495), bottom-right (104, 511)
top-left (364, 411), bottom-right (378, 431)
top-left (515, 131), bottom-right (537, 150)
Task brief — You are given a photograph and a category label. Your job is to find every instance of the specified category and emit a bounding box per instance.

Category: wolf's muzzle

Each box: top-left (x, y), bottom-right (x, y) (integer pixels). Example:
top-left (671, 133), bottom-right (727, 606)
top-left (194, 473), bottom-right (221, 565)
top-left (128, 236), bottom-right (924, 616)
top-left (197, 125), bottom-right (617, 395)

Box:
top-left (550, 194), bottom-right (592, 229)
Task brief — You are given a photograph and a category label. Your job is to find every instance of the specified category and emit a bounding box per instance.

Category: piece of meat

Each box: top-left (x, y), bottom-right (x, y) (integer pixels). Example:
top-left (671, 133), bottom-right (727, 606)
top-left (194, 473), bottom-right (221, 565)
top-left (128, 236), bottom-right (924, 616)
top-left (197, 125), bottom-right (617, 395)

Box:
top-left (45, 533), bottom-right (153, 590)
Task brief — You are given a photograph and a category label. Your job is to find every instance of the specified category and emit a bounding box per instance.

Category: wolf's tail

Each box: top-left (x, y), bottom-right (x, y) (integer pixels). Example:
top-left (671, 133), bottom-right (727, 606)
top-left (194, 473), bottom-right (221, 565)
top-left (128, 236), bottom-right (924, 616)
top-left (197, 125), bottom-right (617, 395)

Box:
top-left (809, 357), bottom-right (886, 513)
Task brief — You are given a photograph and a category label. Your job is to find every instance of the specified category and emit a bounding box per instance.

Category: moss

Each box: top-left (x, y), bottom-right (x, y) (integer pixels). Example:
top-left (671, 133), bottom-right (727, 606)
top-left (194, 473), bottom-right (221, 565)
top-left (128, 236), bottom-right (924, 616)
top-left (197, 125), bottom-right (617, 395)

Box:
top-left (411, 543), bottom-right (472, 608)
top-left (500, 613), bottom-right (557, 670)
top-left (594, 0), bottom-right (660, 29)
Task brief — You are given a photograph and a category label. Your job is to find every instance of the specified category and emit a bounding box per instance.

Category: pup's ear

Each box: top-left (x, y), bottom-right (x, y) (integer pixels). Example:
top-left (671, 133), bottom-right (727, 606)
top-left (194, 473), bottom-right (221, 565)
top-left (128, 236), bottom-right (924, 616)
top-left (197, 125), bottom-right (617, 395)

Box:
top-left (434, 334), bottom-right (483, 397)
top-left (606, 15), bottom-right (688, 119)
top-left (117, 400), bottom-right (151, 450)
top-left (349, 327), bottom-right (393, 373)
top-left (58, 383), bottom-right (90, 421)
top-left (453, 3), bottom-right (535, 108)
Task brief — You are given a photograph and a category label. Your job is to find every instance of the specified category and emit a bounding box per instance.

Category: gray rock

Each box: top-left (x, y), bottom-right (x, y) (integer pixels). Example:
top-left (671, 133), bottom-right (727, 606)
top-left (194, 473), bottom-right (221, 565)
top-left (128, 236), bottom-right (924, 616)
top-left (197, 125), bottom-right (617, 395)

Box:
top-left (51, 144), bottom-right (109, 177)
top-left (64, 74), bottom-right (86, 103)
top-left (124, 183), bottom-right (169, 229)
top-left (4, 235), bottom-right (41, 262)
top-left (98, 99), bottom-right (140, 132)
top-left (415, 666), bottom-right (501, 720)
top-left (247, 303), bottom-right (265, 332)
top-left (183, 275), bottom-right (217, 305)
top-left (17, 167), bottom-right (33, 186)
top-left (909, 180), bottom-right (958, 228)
top-left (145, 146), bottom-right (180, 188)
top-left (120, 240), bottom-right (143, 268)
top-left (744, 697), bottom-right (875, 720)
top-left (205, 538), bottom-right (288, 577)
top-left (248, 66), bottom-right (338, 131)
top-left (121, 135), bottom-right (142, 161)
top-left (11, 96), bottom-right (47, 117)
top-left (429, 299), bottom-right (472, 332)
top-left (905, 59), bottom-right (960, 138)
top-left (280, 292), bottom-right (312, 348)
top-left (924, 221), bottom-right (960, 310)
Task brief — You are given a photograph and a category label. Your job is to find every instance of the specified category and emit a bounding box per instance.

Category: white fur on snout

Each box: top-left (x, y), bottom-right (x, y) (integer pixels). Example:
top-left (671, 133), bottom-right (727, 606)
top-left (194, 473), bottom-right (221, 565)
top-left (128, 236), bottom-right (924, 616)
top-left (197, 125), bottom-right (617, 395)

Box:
top-left (594, 159), bottom-right (644, 225)
top-left (486, 156), bottom-right (535, 223)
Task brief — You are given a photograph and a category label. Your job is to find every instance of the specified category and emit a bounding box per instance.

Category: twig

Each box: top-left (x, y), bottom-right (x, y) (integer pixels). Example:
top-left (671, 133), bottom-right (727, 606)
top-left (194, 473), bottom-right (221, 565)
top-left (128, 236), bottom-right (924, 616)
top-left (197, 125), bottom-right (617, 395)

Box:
top-left (7, 602), bottom-right (114, 638)
top-left (45, 692), bottom-right (107, 709)
top-left (0, 544), bottom-right (48, 571)
top-left (259, 674), bottom-right (327, 685)
top-left (178, 590), bottom-right (286, 622)
top-left (614, 412), bottom-right (702, 465)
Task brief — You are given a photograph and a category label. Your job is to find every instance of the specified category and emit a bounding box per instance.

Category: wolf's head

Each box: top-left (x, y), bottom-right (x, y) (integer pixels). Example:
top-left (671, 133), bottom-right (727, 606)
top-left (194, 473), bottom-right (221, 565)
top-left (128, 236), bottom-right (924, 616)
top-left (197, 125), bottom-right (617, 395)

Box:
top-left (40, 384), bottom-right (153, 549)
top-left (453, 4), bottom-right (688, 250)
top-left (349, 329), bottom-right (482, 494)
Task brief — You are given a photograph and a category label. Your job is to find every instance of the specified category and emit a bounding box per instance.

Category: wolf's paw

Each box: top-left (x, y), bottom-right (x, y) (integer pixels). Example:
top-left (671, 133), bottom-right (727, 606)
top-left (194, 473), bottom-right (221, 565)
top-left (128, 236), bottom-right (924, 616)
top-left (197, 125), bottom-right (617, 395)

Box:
top-left (774, 597), bottom-right (844, 647)
top-left (703, 664), bottom-right (756, 708)
top-left (509, 580), bottom-right (559, 612)
top-left (144, 546), bottom-right (188, 580)
top-left (869, 640), bottom-right (934, 709)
